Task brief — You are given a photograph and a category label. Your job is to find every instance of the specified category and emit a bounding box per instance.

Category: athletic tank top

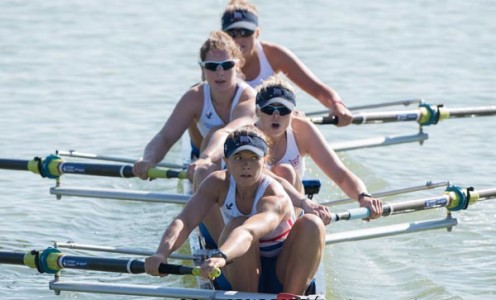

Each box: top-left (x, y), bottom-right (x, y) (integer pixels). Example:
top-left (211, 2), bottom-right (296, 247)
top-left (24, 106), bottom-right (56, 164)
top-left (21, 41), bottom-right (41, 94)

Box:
top-left (267, 127), bottom-right (306, 178)
top-left (220, 175), bottom-right (294, 257)
top-left (246, 41), bottom-right (275, 89)
top-left (196, 81), bottom-right (249, 137)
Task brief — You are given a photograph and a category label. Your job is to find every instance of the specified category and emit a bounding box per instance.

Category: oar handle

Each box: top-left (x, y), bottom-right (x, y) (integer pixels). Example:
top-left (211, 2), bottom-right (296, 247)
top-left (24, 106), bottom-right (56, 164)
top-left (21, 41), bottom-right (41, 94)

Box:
top-left (158, 264), bottom-right (220, 278)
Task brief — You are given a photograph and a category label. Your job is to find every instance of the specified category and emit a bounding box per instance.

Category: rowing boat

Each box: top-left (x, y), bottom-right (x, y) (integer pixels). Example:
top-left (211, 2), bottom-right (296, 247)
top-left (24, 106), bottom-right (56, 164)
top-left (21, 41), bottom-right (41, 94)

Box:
top-left (1, 101), bottom-right (496, 298)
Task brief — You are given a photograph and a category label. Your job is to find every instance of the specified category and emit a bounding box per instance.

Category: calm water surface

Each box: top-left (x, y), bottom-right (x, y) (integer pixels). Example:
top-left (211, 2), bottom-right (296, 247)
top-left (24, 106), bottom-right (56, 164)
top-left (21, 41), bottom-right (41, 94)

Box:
top-left (1, 1), bottom-right (495, 299)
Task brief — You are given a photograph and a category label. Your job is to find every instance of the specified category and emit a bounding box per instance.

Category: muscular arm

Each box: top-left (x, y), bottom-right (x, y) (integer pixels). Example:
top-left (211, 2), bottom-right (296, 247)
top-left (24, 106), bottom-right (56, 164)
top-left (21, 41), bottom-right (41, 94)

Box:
top-left (264, 42), bottom-right (352, 126)
top-left (199, 88), bottom-right (256, 162)
top-left (294, 116), bottom-right (383, 218)
top-left (219, 193), bottom-right (288, 261)
top-left (134, 88), bottom-right (201, 179)
top-left (154, 172), bottom-right (225, 257)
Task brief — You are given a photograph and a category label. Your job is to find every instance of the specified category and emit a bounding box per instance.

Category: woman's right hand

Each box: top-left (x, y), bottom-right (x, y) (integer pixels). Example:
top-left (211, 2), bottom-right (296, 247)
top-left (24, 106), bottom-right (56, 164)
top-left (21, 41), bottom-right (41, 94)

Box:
top-left (133, 160), bottom-right (155, 179)
top-left (145, 254), bottom-right (168, 276)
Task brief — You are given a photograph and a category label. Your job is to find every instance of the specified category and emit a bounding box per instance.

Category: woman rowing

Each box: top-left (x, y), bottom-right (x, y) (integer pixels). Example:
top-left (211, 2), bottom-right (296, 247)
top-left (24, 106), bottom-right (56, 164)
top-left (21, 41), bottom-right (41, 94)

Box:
top-left (133, 31), bottom-right (255, 189)
top-left (220, 0), bottom-right (353, 127)
top-left (255, 76), bottom-right (383, 218)
top-left (145, 126), bottom-right (325, 294)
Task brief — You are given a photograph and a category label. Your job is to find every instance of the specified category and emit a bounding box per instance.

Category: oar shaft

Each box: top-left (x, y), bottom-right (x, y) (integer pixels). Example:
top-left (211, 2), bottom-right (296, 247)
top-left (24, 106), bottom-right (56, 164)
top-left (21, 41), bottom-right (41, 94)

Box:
top-left (311, 105), bottom-right (496, 125)
top-left (57, 150), bottom-right (185, 169)
top-left (0, 250), bottom-right (219, 277)
top-left (478, 188), bottom-right (496, 200)
top-left (0, 159), bottom-right (29, 171)
top-left (446, 106), bottom-right (496, 118)
top-left (0, 156), bottom-right (187, 180)
top-left (331, 194), bottom-right (453, 222)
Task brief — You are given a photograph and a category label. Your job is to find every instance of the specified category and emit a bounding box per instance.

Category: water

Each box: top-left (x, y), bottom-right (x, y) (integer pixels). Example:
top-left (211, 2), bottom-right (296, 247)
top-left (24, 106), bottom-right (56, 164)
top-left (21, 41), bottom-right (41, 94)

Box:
top-left (1, 1), bottom-right (495, 299)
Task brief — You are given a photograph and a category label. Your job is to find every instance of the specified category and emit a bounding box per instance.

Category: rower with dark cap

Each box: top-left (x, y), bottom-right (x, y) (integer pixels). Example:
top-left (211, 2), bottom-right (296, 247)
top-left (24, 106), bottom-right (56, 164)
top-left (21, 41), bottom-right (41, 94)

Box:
top-left (255, 75), bottom-right (384, 220)
top-left (145, 125), bottom-right (326, 295)
top-left (220, 0), bottom-right (354, 127)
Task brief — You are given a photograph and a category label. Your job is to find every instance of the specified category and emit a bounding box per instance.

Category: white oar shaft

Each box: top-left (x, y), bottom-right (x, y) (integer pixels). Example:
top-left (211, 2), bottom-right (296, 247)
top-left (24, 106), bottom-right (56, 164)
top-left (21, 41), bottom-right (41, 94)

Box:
top-left (326, 217), bottom-right (457, 245)
top-left (305, 99), bottom-right (423, 116)
top-left (321, 180), bottom-right (449, 206)
top-left (50, 280), bottom-right (278, 300)
top-left (50, 186), bottom-right (189, 204)
top-left (57, 150), bottom-right (185, 169)
top-left (53, 242), bottom-right (194, 260)
top-left (331, 131), bottom-right (428, 152)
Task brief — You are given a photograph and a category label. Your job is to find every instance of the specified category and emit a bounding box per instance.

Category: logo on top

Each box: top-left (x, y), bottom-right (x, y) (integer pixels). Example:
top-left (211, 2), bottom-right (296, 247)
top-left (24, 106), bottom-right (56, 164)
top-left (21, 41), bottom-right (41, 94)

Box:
top-left (239, 135), bottom-right (250, 145)
top-left (233, 11), bottom-right (244, 21)
top-left (272, 88), bottom-right (283, 97)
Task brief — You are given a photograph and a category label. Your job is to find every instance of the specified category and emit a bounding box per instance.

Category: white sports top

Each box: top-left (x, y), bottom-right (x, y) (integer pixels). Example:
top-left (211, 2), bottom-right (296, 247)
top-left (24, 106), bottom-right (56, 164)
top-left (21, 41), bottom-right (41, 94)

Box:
top-left (267, 127), bottom-right (306, 178)
top-left (246, 41), bottom-right (275, 89)
top-left (196, 81), bottom-right (249, 137)
top-left (220, 175), bottom-right (295, 257)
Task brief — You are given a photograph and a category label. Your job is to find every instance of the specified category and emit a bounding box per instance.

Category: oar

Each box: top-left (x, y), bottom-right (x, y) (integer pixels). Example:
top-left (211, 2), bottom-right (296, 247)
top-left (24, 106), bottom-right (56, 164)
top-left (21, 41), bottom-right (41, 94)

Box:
top-left (56, 150), bottom-right (186, 170)
top-left (0, 247), bottom-right (220, 278)
top-left (0, 155), bottom-right (187, 180)
top-left (305, 98), bottom-right (423, 116)
top-left (49, 181), bottom-right (444, 206)
top-left (329, 186), bottom-right (496, 222)
top-left (310, 104), bottom-right (496, 126)
top-left (53, 242), bottom-right (195, 260)
top-left (321, 180), bottom-right (449, 206)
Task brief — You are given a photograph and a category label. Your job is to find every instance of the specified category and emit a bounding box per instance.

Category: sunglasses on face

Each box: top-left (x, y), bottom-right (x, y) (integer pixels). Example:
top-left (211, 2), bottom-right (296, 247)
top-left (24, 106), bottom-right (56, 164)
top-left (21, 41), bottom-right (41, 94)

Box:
top-left (260, 105), bottom-right (292, 116)
top-left (226, 28), bottom-right (255, 39)
top-left (199, 60), bottom-right (237, 72)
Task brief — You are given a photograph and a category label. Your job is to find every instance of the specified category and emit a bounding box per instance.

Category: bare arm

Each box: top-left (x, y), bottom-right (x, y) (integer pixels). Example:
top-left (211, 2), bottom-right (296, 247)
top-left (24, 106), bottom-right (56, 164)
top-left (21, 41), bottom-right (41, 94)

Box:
top-left (134, 88), bottom-right (201, 179)
top-left (294, 116), bottom-right (382, 217)
top-left (145, 172), bottom-right (225, 275)
top-left (198, 88), bottom-right (256, 162)
top-left (264, 42), bottom-right (352, 126)
top-left (264, 168), bottom-right (331, 224)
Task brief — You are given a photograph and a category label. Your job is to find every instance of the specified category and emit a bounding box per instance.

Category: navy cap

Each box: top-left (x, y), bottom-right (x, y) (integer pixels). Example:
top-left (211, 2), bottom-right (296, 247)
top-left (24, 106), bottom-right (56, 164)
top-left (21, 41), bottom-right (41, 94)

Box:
top-left (222, 10), bottom-right (258, 31)
top-left (224, 133), bottom-right (268, 158)
top-left (256, 86), bottom-right (296, 110)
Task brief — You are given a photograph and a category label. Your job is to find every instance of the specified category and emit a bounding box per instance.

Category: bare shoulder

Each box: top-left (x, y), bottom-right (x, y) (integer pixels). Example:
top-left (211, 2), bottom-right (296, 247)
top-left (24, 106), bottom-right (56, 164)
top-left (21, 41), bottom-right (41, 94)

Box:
top-left (177, 82), bottom-right (205, 114)
top-left (291, 113), bottom-right (314, 135)
top-left (239, 81), bottom-right (257, 100)
top-left (195, 170), bottom-right (230, 204)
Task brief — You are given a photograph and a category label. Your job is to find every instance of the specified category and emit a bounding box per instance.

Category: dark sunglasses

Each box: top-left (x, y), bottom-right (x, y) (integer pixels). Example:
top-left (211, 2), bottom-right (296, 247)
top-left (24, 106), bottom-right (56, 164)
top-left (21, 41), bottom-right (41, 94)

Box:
top-left (260, 105), bottom-right (292, 116)
top-left (199, 60), bottom-right (237, 72)
top-left (226, 28), bottom-right (255, 39)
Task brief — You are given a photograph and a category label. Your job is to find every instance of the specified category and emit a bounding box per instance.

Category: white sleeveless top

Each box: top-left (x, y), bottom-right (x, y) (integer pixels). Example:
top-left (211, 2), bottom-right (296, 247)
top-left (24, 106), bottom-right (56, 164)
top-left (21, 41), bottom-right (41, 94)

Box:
top-left (267, 127), bottom-right (306, 178)
top-left (246, 41), bottom-right (275, 89)
top-left (196, 81), bottom-right (249, 137)
top-left (220, 175), bottom-right (295, 257)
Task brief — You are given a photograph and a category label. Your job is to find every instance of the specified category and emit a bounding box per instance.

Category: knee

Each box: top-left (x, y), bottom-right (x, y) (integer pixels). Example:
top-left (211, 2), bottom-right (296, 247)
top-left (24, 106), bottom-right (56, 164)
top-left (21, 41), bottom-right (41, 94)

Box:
top-left (272, 163), bottom-right (299, 186)
top-left (294, 214), bottom-right (326, 238)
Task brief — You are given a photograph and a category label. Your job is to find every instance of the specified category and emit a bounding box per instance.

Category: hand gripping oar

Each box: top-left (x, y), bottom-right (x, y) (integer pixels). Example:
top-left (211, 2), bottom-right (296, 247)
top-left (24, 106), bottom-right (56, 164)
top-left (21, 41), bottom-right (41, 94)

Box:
top-left (0, 154), bottom-right (187, 180)
top-left (330, 185), bottom-right (496, 222)
top-left (0, 247), bottom-right (220, 278)
top-left (310, 104), bottom-right (496, 126)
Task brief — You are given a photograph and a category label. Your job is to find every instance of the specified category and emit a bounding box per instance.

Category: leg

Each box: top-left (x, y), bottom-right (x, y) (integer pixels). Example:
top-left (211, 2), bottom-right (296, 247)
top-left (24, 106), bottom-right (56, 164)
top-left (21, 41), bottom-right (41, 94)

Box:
top-left (219, 217), bottom-right (261, 292)
top-left (276, 214), bottom-right (325, 294)
top-left (272, 163), bottom-right (304, 216)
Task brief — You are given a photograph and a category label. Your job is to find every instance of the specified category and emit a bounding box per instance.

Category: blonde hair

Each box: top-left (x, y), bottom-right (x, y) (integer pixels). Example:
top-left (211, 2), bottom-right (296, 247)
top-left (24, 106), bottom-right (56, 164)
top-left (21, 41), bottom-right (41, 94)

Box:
top-left (256, 75), bottom-right (297, 96)
top-left (225, 0), bottom-right (258, 15)
top-left (227, 124), bottom-right (267, 143)
top-left (199, 31), bottom-right (245, 69)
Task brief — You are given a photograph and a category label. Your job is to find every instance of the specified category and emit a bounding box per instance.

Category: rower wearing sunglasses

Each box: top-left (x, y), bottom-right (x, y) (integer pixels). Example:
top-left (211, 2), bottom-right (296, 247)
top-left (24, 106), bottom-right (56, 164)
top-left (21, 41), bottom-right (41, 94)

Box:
top-left (221, 0), bottom-right (353, 127)
top-left (133, 31), bottom-right (256, 197)
top-left (255, 76), bottom-right (383, 220)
